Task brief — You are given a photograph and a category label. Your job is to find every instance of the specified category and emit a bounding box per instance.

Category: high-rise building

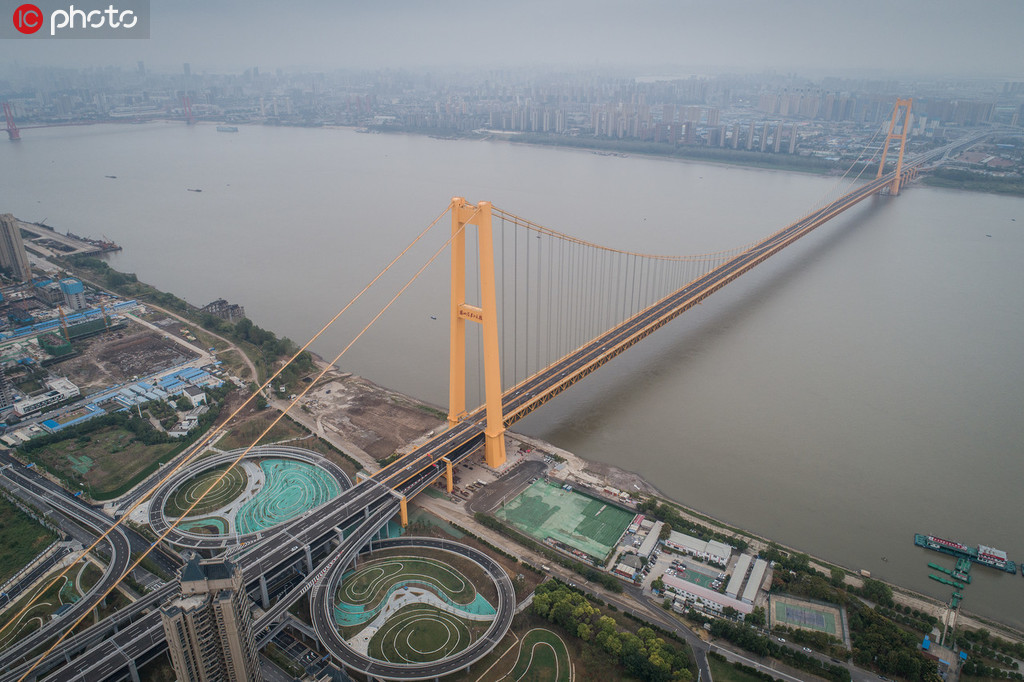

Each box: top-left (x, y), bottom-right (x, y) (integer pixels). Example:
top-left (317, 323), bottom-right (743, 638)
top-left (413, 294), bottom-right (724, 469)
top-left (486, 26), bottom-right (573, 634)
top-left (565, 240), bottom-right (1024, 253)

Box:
top-left (0, 214), bottom-right (32, 282)
top-left (161, 558), bottom-right (262, 682)
top-left (0, 368), bottom-right (14, 410)
top-left (59, 278), bottom-right (87, 311)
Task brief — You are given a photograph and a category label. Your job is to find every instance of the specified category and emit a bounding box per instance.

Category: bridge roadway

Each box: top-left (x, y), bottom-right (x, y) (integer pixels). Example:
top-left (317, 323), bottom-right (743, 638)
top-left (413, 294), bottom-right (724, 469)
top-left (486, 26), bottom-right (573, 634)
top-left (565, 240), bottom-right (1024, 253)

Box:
top-left (12, 135), bottom-right (985, 681)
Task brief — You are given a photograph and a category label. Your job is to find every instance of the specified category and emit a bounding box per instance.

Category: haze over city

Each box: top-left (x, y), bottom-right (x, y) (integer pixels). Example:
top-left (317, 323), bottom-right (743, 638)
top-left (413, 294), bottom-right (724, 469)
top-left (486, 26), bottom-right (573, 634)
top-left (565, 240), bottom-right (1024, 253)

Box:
top-left (2, 0), bottom-right (1023, 78)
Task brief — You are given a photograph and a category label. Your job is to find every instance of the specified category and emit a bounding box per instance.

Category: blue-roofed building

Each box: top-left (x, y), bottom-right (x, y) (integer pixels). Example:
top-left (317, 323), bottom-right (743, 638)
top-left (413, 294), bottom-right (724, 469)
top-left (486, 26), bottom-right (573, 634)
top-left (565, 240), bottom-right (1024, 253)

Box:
top-left (58, 279), bottom-right (87, 311)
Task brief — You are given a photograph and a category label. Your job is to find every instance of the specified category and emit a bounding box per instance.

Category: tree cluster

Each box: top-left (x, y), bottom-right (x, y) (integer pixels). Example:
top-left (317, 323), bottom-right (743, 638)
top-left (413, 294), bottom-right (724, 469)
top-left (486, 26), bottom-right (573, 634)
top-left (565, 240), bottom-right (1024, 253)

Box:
top-left (708, 619), bottom-right (851, 682)
top-left (874, 604), bottom-right (936, 634)
top-left (847, 600), bottom-right (940, 681)
top-left (771, 624), bottom-right (847, 660)
top-left (532, 581), bottom-right (693, 681)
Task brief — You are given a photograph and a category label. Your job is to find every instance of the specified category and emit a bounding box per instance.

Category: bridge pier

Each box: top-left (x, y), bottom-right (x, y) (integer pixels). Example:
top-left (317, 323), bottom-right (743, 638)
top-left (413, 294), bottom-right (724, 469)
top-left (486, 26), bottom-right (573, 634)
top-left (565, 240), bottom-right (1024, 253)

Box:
top-left (443, 457), bottom-right (454, 494)
top-left (259, 574), bottom-right (270, 609)
top-left (127, 659), bottom-right (141, 682)
top-left (304, 544), bottom-right (314, 574)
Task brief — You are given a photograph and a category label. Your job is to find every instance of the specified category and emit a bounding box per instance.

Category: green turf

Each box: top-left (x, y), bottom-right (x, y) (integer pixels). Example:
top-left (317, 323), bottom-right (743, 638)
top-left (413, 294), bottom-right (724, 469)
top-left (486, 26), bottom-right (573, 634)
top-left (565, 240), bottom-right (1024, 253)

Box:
top-left (495, 480), bottom-right (633, 561)
top-left (0, 562), bottom-right (100, 648)
top-left (0, 496), bottom-right (57, 585)
top-left (708, 656), bottom-right (771, 682)
top-left (676, 568), bottom-right (717, 590)
top-left (163, 464), bottom-right (248, 518)
top-left (339, 557), bottom-right (476, 606)
top-left (177, 516), bottom-right (229, 535)
top-left (368, 604), bottom-right (484, 664)
top-left (67, 454), bottom-right (93, 475)
top-left (500, 628), bottom-right (571, 682)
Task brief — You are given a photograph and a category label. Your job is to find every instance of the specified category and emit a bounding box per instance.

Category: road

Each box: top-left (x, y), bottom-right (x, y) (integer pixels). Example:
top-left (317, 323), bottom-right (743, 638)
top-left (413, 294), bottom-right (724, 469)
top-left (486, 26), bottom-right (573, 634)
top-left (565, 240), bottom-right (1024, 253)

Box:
top-left (465, 459), bottom-right (545, 514)
top-left (0, 454), bottom-right (134, 675)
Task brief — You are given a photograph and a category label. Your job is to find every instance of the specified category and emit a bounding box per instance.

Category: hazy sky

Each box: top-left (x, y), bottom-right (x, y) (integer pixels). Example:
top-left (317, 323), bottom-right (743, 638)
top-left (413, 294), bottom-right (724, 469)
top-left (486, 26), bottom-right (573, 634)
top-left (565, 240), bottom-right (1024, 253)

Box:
top-left (3, 0), bottom-right (1023, 79)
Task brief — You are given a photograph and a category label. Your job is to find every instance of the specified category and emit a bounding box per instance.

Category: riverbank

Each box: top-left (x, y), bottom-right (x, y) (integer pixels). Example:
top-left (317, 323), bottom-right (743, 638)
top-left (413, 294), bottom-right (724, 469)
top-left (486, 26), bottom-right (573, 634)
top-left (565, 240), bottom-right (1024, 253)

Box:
top-left (510, 423), bottom-right (1024, 646)
top-left (373, 124), bottom-right (1024, 196)
top-left (289, 352), bottom-right (1024, 651)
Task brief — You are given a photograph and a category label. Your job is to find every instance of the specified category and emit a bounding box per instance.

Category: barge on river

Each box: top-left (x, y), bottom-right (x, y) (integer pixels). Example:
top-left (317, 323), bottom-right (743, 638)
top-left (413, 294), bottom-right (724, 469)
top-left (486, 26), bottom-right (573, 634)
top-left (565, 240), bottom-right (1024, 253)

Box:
top-left (915, 534), bottom-right (1017, 574)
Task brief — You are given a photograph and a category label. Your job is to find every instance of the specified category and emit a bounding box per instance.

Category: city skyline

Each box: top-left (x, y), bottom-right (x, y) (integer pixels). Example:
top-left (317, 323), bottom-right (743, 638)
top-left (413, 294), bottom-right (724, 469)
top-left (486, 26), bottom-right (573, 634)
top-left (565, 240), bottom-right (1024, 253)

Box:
top-left (1, 0), bottom-right (1023, 79)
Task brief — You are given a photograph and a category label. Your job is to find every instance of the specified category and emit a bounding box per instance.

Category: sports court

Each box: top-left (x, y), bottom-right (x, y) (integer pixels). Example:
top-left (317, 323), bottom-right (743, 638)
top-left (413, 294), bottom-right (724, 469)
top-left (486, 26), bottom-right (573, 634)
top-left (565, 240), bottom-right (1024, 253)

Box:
top-left (673, 567), bottom-right (718, 590)
top-left (494, 479), bottom-right (632, 562)
top-left (770, 594), bottom-right (841, 636)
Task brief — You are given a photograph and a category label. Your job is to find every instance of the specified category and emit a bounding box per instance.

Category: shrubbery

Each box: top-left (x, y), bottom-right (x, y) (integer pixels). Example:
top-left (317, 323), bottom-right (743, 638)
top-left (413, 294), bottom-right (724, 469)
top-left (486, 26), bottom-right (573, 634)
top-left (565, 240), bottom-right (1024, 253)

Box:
top-left (533, 580), bottom-right (693, 681)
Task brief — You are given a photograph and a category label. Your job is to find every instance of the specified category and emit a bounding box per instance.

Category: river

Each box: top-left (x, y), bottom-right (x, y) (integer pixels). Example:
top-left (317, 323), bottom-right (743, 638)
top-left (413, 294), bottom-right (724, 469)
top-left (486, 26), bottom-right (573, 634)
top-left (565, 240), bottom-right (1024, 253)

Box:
top-left (2, 121), bottom-right (1022, 629)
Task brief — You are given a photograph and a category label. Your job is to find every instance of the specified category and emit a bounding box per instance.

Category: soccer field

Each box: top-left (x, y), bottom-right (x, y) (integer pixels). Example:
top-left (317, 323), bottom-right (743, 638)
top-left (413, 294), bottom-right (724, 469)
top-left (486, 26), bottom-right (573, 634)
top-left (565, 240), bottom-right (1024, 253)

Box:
top-left (495, 480), bottom-right (632, 561)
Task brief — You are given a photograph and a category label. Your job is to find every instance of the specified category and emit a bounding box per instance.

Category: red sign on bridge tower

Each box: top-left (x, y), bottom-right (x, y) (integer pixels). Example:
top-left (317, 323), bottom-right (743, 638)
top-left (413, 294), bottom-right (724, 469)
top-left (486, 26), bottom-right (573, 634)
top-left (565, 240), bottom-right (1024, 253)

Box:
top-left (3, 103), bottom-right (20, 141)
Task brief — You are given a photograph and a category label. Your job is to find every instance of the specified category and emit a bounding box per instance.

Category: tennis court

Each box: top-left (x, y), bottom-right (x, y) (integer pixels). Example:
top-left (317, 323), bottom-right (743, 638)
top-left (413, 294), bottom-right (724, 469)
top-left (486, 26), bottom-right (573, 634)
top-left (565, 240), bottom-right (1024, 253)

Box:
top-left (495, 480), bottom-right (632, 561)
top-left (771, 594), bottom-right (839, 636)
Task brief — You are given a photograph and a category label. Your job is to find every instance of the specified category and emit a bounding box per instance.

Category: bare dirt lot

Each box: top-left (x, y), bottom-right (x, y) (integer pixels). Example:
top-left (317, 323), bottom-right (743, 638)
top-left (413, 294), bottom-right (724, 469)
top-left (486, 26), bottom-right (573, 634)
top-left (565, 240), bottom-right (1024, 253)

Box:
top-left (58, 325), bottom-right (197, 392)
top-left (299, 372), bottom-right (446, 461)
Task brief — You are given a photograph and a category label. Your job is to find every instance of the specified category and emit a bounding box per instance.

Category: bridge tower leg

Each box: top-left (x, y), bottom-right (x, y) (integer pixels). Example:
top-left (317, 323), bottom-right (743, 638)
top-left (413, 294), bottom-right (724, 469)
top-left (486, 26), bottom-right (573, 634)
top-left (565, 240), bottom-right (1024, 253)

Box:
top-left (443, 457), bottom-right (454, 494)
top-left (876, 98), bottom-right (913, 195)
top-left (447, 197), bottom-right (507, 469)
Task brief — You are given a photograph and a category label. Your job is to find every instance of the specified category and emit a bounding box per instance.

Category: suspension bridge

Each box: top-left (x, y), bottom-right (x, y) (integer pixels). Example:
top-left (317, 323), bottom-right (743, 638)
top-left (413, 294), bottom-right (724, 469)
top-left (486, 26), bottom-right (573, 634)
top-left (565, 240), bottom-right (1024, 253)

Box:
top-left (0, 100), bottom-right (989, 681)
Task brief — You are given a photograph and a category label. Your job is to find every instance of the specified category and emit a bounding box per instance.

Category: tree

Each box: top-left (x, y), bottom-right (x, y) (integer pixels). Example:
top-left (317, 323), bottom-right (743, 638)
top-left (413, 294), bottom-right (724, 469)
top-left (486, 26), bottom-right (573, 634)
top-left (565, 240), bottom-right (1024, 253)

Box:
top-left (830, 566), bottom-right (845, 587)
top-left (861, 578), bottom-right (894, 607)
top-left (747, 605), bottom-right (766, 627)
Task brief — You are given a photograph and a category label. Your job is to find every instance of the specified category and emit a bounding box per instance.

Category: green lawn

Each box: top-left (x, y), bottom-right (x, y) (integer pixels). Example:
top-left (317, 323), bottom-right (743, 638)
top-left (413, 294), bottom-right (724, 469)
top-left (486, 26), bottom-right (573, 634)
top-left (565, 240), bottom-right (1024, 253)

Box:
top-left (0, 562), bottom-right (100, 649)
top-left (27, 425), bottom-right (178, 497)
top-left (368, 604), bottom-right (486, 664)
top-left (339, 556), bottom-right (479, 607)
top-left (500, 628), bottom-right (572, 682)
top-left (709, 655), bottom-right (780, 682)
top-left (0, 496), bottom-right (58, 585)
top-left (163, 465), bottom-right (247, 517)
top-left (217, 414), bottom-right (307, 450)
